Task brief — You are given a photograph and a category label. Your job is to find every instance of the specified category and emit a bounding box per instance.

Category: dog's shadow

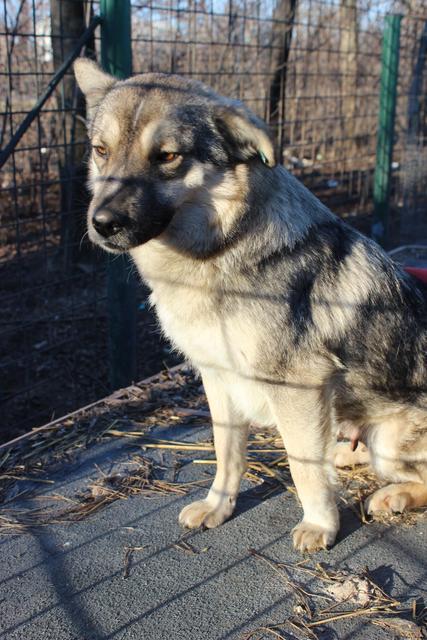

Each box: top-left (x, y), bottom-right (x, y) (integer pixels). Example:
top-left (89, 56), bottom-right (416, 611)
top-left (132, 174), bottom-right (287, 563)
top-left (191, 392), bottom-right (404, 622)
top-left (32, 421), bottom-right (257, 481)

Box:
top-left (335, 505), bottom-right (365, 542)
top-left (233, 479), bottom-right (286, 516)
top-left (231, 481), bottom-right (364, 543)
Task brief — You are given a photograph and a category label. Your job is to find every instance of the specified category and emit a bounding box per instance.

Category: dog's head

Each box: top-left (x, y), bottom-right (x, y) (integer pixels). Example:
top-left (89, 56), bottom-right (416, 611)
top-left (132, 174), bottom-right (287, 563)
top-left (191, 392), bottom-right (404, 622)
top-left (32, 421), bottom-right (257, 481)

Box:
top-left (74, 59), bottom-right (276, 256)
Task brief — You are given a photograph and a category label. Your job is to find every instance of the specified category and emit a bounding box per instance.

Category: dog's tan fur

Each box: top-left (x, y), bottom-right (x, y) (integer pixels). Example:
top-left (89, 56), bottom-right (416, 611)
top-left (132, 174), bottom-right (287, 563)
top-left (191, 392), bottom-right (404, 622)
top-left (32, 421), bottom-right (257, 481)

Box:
top-left (74, 59), bottom-right (427, 552)
top-left (131, 202), bottom-right (427, 549)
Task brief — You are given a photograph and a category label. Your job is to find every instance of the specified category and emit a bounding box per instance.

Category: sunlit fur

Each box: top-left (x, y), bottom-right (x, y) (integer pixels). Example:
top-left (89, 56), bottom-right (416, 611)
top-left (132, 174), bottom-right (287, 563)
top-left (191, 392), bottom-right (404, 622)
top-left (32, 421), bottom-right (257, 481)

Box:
top-left (75, 59), bottom-right (427, 552)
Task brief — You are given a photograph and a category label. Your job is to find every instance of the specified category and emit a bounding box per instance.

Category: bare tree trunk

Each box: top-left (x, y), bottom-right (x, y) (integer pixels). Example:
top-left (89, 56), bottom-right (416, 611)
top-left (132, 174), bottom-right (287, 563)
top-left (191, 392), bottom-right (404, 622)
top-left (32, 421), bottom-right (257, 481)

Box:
top-left (268, 0), bottom-right (297, 159)
top-left (339, 0), bottom-right (358, 170)
top-left (50, 0), bottom-right (95, 268)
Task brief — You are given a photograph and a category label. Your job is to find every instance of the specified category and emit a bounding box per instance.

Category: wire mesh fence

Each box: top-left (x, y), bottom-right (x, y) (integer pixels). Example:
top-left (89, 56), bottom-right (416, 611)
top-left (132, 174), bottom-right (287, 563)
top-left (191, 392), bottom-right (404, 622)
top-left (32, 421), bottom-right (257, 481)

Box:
top-left (397, 13), bottom-right (427, 243)
top-left (1, 1), bottom-right (102, 439)
top-left (1, 0), bottom-right (426, 441)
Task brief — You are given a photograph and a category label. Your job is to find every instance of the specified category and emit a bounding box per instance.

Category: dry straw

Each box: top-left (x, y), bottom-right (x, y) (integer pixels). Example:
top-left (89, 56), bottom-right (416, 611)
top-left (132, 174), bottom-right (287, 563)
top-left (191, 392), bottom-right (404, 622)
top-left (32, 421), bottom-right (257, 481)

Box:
top-left (0, 367), bottom-right (425, 636)
top-left (243, 551), bottom-right (426, 639)
top-left (0, 366), bottom-right (425, 534)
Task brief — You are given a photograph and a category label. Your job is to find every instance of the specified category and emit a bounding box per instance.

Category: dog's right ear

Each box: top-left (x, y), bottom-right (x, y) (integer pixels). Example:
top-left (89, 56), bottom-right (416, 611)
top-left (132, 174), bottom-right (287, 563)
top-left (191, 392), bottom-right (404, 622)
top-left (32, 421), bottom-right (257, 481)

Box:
top-left (74, 58), bottom-right (116, 119)
top-left (214, 102), bottom-right (276, 167)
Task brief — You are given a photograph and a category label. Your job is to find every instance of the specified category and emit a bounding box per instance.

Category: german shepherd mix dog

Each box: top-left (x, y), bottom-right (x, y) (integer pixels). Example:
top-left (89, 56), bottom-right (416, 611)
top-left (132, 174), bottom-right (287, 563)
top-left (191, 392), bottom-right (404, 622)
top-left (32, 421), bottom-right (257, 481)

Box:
top-left (74, 59), bottom-right (427, 552)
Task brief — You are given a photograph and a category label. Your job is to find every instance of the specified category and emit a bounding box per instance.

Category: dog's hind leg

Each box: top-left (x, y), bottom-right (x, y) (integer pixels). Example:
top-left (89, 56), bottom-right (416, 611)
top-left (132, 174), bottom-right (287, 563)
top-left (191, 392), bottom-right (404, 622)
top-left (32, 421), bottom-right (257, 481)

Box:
top-left (334, 441), bottom-right (371, 468)
top-left (179, 370), bottom-right (249, 530)
top-left (268, 383), bottom-right (339, 552)
top-left (364, 411), bottom-right (427, 515)
top-left (365, 481), bottom-right (427, 514)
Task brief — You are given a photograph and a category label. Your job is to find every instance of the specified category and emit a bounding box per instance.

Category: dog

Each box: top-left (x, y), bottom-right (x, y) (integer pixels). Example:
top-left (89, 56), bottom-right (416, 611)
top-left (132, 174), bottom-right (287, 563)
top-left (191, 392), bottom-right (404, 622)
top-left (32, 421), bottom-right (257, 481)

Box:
top-left (74, 58), bottom-right (427, 552)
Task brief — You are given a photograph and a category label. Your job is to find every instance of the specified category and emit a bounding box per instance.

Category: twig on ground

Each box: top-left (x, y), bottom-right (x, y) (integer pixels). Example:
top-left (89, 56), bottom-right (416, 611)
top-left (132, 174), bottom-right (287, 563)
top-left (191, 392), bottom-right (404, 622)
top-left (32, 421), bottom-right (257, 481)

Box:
top-left (123, 545), bottom-right (148, 579)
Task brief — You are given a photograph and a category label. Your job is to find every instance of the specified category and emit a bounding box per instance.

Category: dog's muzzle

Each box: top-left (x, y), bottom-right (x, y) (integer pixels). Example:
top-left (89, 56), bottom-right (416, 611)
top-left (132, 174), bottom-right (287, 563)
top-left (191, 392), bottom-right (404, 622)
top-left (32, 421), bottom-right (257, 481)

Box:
top-left (89, 200), bottom-right (177, 251)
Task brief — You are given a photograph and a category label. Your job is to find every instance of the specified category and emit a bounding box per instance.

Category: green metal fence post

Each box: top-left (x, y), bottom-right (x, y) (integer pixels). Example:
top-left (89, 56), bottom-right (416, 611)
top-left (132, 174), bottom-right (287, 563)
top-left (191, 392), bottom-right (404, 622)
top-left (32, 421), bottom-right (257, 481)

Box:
top-left (371, 14), bottom-right (402, 246)
top-left (100, 0), bottom-right (137, 390)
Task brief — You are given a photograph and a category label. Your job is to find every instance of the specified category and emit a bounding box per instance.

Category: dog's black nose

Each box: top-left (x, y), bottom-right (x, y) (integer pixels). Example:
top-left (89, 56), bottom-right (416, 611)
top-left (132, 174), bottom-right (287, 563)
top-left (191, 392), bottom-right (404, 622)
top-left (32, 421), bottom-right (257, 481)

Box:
top-left (92, 210), bottom-right (127, 238)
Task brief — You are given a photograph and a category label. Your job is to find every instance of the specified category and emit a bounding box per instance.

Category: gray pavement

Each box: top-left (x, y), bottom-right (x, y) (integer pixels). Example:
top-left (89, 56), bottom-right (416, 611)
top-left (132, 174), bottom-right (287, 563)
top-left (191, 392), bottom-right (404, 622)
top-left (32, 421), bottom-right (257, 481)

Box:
top-left (1, 420), bottom-right (426, 640)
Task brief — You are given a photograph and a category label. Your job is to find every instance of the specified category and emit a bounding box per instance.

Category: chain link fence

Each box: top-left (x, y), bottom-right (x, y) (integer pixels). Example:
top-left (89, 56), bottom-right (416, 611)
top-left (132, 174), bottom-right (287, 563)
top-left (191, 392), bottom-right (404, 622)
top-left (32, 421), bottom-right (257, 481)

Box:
top-left (1, 0), bottom-right (426, 441)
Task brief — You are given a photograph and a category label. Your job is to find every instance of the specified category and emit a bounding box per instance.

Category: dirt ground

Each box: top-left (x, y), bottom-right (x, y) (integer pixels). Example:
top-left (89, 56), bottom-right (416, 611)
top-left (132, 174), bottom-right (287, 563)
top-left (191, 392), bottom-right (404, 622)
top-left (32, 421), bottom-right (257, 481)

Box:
top-left (1, 249), bottom-right (180, 444)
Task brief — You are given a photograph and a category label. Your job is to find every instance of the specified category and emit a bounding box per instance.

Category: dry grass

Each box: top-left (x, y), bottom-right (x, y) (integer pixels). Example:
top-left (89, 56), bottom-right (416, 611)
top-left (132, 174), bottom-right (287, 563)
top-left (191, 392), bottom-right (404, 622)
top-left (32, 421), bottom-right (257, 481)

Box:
top-left (243, 551), bottom-right (427, 639)
top-left (0, 454), bottom-right (212, 533)
top-left (0, 366), bottom-right (425, 535)
top-left (0, 367), bottom-right (426, 636)
top-left (0, 367), bottom-right (201, 500)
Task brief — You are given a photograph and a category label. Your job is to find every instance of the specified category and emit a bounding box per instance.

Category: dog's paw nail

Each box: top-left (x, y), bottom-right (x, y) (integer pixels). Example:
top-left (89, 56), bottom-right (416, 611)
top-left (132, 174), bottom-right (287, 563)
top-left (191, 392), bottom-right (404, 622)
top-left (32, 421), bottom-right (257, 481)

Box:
top-left (292, 521), bottom-right (337, 553)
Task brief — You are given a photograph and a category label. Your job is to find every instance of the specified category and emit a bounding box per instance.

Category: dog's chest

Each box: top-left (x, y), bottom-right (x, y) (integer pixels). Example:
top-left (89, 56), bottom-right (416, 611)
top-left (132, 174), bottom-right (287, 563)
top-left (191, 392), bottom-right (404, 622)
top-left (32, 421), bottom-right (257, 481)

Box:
top-left (153, 290), bottom-right (254, 371)
top-left (154, 293), bottom-right (274, 425)
top-left (132, 245), bottom-right (274, 425)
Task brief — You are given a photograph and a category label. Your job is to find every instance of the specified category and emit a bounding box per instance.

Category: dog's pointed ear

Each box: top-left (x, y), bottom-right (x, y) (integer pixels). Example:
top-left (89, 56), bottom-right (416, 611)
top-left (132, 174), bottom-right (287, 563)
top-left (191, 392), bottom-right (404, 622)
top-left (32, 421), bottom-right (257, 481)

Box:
top-left (74, 58), bottom-right (116, 117)
top-left (214, 103), bottom-right (276, 167)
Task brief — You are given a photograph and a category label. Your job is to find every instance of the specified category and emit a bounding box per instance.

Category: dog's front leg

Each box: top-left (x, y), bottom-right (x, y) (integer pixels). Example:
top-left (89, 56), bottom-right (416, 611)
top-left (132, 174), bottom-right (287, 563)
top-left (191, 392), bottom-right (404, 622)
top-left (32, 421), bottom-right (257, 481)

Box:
top-left (270, 386), bottom-right (339, 552)
top-left (179, 370), bottom-right (249, 529)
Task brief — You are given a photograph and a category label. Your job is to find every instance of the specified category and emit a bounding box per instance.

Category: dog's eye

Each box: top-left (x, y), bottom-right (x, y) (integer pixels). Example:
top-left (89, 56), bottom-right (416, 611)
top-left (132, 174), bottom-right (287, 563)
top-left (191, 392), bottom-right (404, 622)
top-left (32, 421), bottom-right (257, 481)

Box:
top-left (158, 151), bottom-right (180, 164)
top-left (93, 145), bottom-right (108, 158)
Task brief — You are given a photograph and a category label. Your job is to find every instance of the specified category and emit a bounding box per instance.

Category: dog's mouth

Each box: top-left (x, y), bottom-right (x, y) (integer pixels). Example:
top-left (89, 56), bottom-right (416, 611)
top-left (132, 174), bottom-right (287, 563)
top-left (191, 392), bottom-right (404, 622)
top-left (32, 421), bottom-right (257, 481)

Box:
top-left (102, 239), bottom-right (129, 253)
top-left (87, 224), bottom-right (134, 253)
top-left (90, 227), bottom-right (153, 253)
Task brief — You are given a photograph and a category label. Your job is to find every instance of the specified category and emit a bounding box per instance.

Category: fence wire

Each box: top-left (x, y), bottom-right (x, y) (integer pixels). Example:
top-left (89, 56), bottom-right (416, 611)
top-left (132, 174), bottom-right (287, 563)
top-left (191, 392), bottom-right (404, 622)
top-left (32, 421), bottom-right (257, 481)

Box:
top-left (0, 0), bottom-right (426, 440)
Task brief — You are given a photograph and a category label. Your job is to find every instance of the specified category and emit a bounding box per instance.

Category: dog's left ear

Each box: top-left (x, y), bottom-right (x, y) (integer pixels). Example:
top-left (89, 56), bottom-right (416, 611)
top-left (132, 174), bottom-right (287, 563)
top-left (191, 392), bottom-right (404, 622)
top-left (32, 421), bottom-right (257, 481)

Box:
top-left (214, 103), bottom-right (276, 167)
top-left (74, 58), bottom-right (116, 119)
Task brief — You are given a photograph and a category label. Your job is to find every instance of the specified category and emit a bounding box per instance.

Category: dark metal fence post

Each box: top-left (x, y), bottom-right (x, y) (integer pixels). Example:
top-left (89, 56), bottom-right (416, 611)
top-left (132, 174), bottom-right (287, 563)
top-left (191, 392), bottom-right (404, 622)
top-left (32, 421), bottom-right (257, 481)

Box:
top-left (100, 0), bottom-right (137, 389)
top-left (371, 14), bottom-right (401, 246)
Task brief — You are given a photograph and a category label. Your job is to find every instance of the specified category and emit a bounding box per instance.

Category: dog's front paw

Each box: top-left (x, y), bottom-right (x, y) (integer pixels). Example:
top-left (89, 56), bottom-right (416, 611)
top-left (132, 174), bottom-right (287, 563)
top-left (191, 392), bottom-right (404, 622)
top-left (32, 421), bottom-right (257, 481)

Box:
top-left (365, 485), bottom-right (411, 515)
top-left (292, 521), bottom-right (337, 553)
top-left (179, 498), bottom-right (233, 529)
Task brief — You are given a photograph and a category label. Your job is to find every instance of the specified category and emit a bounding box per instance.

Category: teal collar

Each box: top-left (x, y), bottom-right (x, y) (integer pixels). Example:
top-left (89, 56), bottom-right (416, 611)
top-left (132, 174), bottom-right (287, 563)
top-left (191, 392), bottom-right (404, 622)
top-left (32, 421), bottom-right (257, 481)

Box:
top-left (258, 150), bottom-right (269, 165)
